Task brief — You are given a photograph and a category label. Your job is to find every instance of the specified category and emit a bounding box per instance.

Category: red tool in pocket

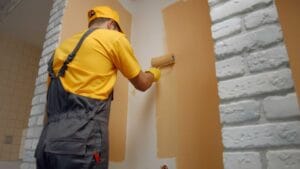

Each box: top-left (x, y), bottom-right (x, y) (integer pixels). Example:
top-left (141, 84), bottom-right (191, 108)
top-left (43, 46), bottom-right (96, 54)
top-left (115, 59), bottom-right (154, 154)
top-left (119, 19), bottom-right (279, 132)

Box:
top-left (93, 152), bottom-right (101, 164)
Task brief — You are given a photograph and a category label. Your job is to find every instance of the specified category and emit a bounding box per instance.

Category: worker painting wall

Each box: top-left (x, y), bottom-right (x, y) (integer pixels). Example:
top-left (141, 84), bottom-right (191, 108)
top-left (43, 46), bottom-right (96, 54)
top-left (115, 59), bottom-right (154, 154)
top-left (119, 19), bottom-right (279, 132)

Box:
top-left (113, 0), bottom-right (223, 169)
top-left (20, 0), bottom-right (223, 168)
top-left (58, 0), bottom-right (223, 168)
top-left (276, 0), bottom-right (300, 105)
top-left (110, 0), bottom-right (178, 168)
top-left (60, 0), bottom-right (132, 162)
top-left (0, 32), bottom-right (39, 160)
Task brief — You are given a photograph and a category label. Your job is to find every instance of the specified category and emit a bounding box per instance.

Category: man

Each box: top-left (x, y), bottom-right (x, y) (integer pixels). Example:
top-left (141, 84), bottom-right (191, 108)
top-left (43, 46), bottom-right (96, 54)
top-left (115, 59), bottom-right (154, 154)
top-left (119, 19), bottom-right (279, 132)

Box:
top-left (35, 6), bottom-right (160, 169)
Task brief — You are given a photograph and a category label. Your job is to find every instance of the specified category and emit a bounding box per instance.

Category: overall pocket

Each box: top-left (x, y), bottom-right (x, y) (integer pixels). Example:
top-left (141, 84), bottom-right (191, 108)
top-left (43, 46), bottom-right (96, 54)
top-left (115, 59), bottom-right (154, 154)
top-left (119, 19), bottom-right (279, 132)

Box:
top-left (45, 138), bottom-right (86, 156)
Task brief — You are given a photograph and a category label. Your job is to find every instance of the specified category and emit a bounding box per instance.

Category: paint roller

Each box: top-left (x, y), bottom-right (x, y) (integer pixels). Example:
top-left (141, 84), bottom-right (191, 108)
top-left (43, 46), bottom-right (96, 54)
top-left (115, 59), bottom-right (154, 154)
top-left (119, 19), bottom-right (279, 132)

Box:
top-left (151, 53), bottom-right (175, 68)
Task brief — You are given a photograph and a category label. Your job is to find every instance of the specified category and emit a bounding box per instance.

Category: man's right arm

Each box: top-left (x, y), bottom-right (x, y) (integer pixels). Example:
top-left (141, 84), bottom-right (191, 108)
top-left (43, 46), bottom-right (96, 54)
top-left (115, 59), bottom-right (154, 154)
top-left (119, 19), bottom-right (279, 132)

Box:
top-left (129, 71), bottom-right (155, 91)
top-left (129, 66), bottom-right (160, 91)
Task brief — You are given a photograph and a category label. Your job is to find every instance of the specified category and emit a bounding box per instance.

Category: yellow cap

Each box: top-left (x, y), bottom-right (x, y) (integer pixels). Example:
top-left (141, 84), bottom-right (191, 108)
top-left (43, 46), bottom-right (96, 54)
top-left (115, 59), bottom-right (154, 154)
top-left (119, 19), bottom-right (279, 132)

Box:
top-left (88, 6), bottom-right (123, 32)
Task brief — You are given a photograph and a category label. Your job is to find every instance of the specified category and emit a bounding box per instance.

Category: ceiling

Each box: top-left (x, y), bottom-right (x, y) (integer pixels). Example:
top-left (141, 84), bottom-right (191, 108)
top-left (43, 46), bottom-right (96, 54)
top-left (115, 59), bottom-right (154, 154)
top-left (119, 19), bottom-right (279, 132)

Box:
top-left (0, 0), bottom-right (52, 48)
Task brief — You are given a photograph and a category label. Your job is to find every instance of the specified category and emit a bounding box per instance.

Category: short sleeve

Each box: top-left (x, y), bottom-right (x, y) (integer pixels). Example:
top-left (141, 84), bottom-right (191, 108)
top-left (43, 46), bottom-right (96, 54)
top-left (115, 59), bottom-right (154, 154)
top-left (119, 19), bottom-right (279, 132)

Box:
top-left (111, 36), bottom-right (141, 79)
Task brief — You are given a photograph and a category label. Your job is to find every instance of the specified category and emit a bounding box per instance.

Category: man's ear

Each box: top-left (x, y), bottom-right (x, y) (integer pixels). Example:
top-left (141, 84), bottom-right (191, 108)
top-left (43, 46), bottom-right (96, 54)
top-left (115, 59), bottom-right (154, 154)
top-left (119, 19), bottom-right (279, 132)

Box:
top-left (107, 20), bottom-right (115, 30)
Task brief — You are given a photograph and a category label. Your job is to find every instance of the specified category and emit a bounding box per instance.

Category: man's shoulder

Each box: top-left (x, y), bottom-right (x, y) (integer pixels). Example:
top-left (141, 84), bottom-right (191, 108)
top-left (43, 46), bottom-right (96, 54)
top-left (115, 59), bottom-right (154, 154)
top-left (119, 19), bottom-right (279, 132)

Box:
top-left (93, 29), bottom-right (126, 41)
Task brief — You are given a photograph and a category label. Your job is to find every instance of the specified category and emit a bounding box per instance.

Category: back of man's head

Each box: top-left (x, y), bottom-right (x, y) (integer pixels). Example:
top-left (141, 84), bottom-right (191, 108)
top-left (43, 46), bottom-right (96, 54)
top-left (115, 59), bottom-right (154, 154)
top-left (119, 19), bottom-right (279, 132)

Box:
top-left (87, 6), bottom-right (122, 32)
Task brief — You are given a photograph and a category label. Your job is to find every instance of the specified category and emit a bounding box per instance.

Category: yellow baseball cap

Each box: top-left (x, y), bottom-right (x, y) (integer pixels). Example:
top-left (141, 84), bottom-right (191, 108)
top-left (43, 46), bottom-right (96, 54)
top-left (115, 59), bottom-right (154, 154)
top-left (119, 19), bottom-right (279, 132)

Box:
top-left (88, 6), bottom-right (123, 32)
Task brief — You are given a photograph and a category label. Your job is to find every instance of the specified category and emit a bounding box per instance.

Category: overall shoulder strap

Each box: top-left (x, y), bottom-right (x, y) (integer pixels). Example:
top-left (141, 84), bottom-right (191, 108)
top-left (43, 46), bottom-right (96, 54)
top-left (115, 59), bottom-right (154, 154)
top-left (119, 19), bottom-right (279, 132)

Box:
top-left (48, 28), bottom-right (98, 78)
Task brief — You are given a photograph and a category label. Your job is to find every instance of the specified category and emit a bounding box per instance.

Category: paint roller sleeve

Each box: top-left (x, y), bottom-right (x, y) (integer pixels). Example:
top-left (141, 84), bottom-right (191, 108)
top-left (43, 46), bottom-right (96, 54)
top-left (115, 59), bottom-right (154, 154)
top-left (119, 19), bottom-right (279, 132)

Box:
top-left (151, 53), bottom-right (175, 68)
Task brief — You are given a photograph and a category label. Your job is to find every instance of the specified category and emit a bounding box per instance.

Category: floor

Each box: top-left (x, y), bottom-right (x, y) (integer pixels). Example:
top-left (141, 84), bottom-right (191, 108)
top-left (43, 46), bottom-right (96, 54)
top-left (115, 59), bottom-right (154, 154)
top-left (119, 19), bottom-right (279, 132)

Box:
top-left (0, 161), bottom-right (21, 169)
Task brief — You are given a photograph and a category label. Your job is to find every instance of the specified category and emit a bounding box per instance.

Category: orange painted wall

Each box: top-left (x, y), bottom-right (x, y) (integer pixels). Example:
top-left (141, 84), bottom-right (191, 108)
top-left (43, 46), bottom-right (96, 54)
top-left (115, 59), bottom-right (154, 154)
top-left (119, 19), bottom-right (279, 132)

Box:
top-left (276, 0), bottom-right (300, 104)
top-left (158, 0), bottom-right (224, 168)
top-left (60, 0), bottom-right (132, 162)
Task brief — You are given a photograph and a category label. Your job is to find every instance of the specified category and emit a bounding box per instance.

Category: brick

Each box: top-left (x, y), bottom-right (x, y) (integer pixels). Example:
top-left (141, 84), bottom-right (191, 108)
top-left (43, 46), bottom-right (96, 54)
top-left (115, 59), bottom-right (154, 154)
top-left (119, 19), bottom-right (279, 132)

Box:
top-left (30, 163), bottom-right (36, 169)
top-left (22, 150), bottom-right (35, 162)
top-left (215, 25), bottom-right (283, 59)
top-left (20, 162), bottom-right (30, 169)
top-left (212, 17), bottom-right (242, 40)
top-left (267, 150), bottom-right (300, 169)
top-left (220, 100), bottom-right (260, 124)
top-left (50, 0), bottom-right (66, 17)
top-left (34, 83), bottom-right (47, 95)
top-left (37, 114), bottom-right (45, 126)
top-left (223, 152), bottom-right (262, 169)
top-left (24, 139), bottom-right (33, 150)
top-left (244, 5), bottom-right (278, 29)
top-left (208, 0), bottom-right (227, 7)
top-left (28, 116), bottom-right (37, 127)
top-left (246, 45), bottom-right (289, 73)
top-left (31, 93), bottom-right (47, 106)
top-left (210, 0), bottom-right (273, 22)
top-left (264, 93), bottom-right (300, 120)
top-left (37, 64), bottom-right (48, 76)
top-left (222, 121), bottom-right (300, 149)
top-left (32, 139), bottom-right (39, 150)
top-left (39, 53), bottom-right (52, 66)
top-left (216, 56), bottom-right (245, 79)
top-left (45, 24), bottom-right (61, 41)
top-left (53, 0), bottom-right (66, 11)
top-left (35, 73), bottom-right (47, 86)
top-left (218, 68), bottom-right (294, 100)
top-left (30, 104), bottom-right (46, 116)
top-left (26, 127), bottom-right (43, 138)
top-left (41, 41), bottom-right (58, 57)
top-left (43, 33), bottom-right (59, 49)
top-left (49, 8), bottom-right (64, 24)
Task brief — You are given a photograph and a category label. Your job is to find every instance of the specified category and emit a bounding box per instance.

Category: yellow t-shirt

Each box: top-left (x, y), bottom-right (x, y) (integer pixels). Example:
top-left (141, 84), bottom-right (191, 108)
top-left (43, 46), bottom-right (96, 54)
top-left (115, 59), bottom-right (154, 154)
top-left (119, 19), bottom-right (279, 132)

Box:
top-left (52, 29), bottom-right (141, 100)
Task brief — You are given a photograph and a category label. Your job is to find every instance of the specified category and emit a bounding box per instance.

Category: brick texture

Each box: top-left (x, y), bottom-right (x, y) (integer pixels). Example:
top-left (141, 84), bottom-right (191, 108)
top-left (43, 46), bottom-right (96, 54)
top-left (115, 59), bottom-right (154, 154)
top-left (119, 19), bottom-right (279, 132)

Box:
top-left (209, 0), bottom-right (300, 169)
top-left (218, 68), bottom-right (294, 100)
top-left (220, 100), bottom-right (260, 124)
top-left (264, 93), bottom-right (300, 119)
top-left (223, 152), bottom-right (262, 169)
top-left (223, 122), bottom-right (300, 149)
top-left (21, 0), bottom-right (67, 168)
top-left (267, 150), bottom-right (300, 169)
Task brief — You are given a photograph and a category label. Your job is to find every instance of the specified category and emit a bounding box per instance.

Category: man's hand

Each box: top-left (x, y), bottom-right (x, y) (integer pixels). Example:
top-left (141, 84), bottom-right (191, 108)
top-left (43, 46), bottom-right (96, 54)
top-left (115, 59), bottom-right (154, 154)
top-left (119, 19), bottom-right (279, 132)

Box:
top-left (146, 67), bottom-right (161, 82)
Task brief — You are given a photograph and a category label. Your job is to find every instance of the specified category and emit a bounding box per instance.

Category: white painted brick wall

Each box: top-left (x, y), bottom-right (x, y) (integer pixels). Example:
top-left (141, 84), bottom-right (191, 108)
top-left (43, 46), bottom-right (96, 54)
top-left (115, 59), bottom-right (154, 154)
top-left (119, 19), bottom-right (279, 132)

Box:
top-left (220, 100), bottom-right (260, 124)
top-left (208, 0), bottom-right (227, 7)
top-left (264, 93), bottom-right (300, 119)
top-left (222, 121), bottom-right (300, 149)
top-left (223, 152), bottom-right (262, 169)
top-left (208, 0), bottom-right (300, 169)
top-left (212, 17), bottom-right (242, 40)
top-left (210, 0), bottom-right (273, 22)
top-left (218, 68), bottom-right (294, 100)
top-left (21, 0), bottom-right (67, 168)
top-left (244, 5), bottom-right (278, 30)
top-left (267, 150), bottom-right (300, 169)
top-left (30, 104), bottom-right (46, 116)
top-left (215, 25), bottom-right (283, 59)
top-left (246, 45), bottom-right (289, 73)
top-left (216, 56), bottom-right (245, 79)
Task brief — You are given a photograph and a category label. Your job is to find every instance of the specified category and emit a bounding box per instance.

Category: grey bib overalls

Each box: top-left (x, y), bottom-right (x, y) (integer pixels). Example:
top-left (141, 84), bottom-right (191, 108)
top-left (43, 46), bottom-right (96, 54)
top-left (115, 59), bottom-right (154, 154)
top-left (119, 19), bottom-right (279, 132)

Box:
top-left (35, 28), bottom-right (112, 169)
